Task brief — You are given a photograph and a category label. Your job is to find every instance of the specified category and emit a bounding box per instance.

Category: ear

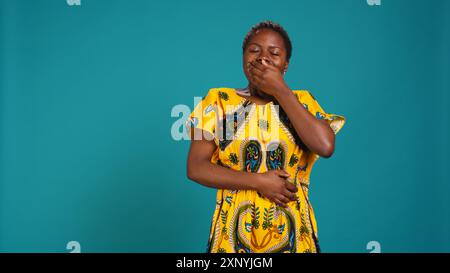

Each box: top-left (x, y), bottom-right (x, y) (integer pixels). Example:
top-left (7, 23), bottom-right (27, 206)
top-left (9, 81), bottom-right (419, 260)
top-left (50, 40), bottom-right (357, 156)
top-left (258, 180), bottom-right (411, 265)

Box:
top-left (283, 62), bottom-right (289, 73)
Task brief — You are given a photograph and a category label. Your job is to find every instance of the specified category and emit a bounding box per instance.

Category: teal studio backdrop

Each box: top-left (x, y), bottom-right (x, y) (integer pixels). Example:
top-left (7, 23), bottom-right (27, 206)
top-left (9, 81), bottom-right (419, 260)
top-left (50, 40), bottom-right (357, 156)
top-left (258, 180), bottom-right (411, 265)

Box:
top-left (1, 0), bottom-right (449, 253)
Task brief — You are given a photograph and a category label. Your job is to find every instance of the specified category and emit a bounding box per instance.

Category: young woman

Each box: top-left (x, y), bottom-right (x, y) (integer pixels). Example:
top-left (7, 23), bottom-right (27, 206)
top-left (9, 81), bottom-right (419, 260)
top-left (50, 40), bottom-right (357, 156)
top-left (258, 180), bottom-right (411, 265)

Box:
top-left (186, 21), bottom-right (345, 253)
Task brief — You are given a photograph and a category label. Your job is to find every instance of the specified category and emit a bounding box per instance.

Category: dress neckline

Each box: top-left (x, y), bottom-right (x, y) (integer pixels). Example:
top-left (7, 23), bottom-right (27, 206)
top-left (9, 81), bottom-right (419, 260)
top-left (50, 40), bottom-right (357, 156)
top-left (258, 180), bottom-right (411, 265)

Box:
top-left (232, 87), bottom-right (274, 106)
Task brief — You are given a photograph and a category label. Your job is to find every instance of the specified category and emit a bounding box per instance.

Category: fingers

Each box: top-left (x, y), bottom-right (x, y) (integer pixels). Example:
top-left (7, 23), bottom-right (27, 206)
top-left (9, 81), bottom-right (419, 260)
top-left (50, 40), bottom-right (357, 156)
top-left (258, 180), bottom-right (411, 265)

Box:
top-left (247, 63), bottom-right (263, 83)
top-left (273, 194), bottom-right (296, 208)
top-left (285, 181), bottom-right (298, 193)
top-left (277, 169), bottom-right (299, 193)
top-left (261, 58), bottom-right (275, 67)
top-left (275, 170), bottom-right (298, 194)
top-left (273, 197), bottom-right (287, 208)
top-left (249, 60), bottom-right (267, 72)
top-left (247, 63), bottom-right (263, 79)
top-left (249, 69), bottom-right (264, 81)
top-left (276, 170), bottom-right (290, 178)
top-left (282, 189), bottom-right (298, 201)
top-left (248, 64), bottom-right (265, 81)
top-left (277, 194), bottom-right (291, 206)
top-left (249, 73), bottom-right (263, 87)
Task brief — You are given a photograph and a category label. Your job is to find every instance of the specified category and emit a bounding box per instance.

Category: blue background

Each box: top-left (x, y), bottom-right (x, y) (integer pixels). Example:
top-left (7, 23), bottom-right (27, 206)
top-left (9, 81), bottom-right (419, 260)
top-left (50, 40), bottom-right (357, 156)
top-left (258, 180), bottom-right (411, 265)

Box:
top-left (1, 0), bottom-right (449, 252)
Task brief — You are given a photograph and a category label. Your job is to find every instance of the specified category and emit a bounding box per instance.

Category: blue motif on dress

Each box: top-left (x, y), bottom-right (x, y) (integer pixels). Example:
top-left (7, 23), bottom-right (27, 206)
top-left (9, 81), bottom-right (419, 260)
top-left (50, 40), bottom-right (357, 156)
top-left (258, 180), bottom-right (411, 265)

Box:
top-left (243, 140), bottom-right (262, 173)
top-left (315, 111), bottom-right (325, 120)
top-left (266, 143), bottom-right (286, 171)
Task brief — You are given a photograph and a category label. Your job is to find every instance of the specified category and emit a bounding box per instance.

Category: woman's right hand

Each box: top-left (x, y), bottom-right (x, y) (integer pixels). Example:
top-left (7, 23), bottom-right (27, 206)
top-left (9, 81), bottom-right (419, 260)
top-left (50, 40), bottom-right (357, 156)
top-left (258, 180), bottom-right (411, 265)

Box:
top-left (256, 170), bottom-right (299, 208)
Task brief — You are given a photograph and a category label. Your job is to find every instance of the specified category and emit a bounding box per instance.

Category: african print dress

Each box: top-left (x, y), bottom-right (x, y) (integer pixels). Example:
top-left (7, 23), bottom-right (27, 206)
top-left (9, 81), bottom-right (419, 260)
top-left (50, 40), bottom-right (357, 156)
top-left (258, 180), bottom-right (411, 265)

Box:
top-left (186, 87), bottom-right (345, 253)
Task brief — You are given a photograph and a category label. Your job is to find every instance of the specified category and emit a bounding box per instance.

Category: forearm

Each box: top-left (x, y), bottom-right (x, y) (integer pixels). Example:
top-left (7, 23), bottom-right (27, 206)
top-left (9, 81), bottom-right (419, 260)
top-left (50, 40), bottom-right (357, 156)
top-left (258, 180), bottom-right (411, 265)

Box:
top-left (187, 159), bottom-right (260, 191)
top-left (275, 86), bottom-right (335, 157)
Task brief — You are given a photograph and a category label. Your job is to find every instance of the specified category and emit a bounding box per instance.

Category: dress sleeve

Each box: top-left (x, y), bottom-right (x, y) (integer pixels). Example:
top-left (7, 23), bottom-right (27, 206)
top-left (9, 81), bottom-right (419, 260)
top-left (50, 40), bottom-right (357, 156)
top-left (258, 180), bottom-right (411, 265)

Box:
top-left (296, 90), bottom-right (346, 177)
top-left (185, 88), bottom-right (218, 141)
top-left (297, 90), bottom-right (346, 135)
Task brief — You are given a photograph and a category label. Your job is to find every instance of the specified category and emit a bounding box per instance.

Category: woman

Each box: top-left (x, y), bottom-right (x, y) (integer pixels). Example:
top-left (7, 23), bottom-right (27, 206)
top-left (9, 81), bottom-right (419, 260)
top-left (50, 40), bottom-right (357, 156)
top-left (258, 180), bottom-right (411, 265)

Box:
top-left (186, 21), bottom-right (345, 253)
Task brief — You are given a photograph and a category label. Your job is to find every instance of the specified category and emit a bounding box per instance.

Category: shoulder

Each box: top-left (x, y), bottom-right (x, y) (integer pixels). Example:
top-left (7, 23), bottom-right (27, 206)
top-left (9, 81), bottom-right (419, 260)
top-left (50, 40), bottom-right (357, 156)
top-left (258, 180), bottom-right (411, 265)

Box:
top-left (292, 90), bottom-right (316, 101)
top-left (205, 87), bottom-right (242, 103)
top-left (292, 89), bottom-right (317, 107)
top-left (207, 87), bottom-right (236, 96)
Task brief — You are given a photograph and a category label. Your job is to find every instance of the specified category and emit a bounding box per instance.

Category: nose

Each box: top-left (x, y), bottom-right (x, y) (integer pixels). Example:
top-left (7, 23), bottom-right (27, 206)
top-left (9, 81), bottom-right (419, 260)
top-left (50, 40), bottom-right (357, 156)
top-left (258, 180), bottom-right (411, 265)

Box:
top-left (256, 56), bottom-right (269, 63)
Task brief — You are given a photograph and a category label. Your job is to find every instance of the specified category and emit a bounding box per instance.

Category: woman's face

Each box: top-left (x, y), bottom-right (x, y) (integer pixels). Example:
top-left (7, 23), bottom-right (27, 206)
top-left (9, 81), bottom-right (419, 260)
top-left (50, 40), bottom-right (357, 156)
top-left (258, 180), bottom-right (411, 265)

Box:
top-left (243, 28), bottom-right (289, 86)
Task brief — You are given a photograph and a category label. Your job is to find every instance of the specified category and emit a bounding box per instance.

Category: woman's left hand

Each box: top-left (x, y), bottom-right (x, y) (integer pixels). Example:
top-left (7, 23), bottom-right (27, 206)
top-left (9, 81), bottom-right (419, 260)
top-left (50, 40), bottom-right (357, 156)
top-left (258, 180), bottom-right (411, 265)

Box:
top-left (247, 59), bottom-right (289, 97)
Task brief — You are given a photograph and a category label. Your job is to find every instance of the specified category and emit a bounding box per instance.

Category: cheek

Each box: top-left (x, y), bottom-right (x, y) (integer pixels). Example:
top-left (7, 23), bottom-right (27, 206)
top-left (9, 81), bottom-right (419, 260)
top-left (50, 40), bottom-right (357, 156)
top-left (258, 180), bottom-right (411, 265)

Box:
top-left (244, 50), bottom-right (259, 62)
top-left (270, 57), bottom-right (282, 66)
top-left (272, 59), bottom-right (287, 72)
top-left (243, 57), bottom-right (253, 73)
top-left (242, 61), bottom-right (251, 77)
top-left (243, 56), bottom-right (255, 65)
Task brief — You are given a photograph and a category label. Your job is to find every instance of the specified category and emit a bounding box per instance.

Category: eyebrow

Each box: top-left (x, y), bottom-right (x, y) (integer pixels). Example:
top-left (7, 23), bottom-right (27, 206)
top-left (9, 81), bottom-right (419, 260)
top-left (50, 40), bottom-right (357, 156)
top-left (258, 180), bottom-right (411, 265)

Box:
top-left (247, 42), bottom-right (282, 50)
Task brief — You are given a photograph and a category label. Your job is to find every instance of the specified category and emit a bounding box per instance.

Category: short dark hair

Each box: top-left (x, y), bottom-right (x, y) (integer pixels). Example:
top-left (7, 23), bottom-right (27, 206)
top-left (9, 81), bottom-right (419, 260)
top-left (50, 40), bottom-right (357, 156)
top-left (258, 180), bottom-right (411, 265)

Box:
top-left (242, 20), bottom-right (292, 62)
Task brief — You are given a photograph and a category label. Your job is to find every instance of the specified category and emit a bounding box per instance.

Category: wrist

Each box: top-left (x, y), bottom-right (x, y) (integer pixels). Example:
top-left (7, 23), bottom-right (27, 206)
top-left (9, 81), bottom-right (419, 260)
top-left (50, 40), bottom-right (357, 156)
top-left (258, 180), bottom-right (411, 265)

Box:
top-left (274, 84), bottom-right (292, 100)
top-left (250, 173), bottom-right (262, 191)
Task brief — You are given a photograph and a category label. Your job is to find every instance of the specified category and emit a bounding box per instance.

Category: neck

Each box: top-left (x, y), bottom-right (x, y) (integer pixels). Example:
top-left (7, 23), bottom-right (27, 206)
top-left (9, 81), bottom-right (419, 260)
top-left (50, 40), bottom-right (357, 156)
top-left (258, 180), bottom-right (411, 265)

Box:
top-left (248, 84), bottom-right (275, 102)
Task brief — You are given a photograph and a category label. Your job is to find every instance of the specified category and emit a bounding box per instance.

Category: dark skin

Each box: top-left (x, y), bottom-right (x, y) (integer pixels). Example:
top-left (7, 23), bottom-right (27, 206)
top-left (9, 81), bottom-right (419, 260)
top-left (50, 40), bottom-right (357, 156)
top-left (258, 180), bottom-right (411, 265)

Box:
top-left (187, 29), bottom-right (335, 208)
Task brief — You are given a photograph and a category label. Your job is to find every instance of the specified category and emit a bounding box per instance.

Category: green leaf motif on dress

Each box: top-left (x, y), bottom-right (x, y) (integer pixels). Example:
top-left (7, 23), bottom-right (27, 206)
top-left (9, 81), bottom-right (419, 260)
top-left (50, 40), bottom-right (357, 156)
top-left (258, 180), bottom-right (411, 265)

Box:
top-left (289, 154), bottom-right (299, 167)
top-left (300, 212), bottom-right (310, 235)
top-left (217, 248), bottom-right (227, 253)
top-left (219, 91), bottom-right (229, 101)
top-left (228, 153), bottom-right (239, 165)
top-left (251, 204), bottom-right (260, 229)
top-left (221, 209), bottom-right (228, 225)
top-left (262, 205), bottom-right (275, 230)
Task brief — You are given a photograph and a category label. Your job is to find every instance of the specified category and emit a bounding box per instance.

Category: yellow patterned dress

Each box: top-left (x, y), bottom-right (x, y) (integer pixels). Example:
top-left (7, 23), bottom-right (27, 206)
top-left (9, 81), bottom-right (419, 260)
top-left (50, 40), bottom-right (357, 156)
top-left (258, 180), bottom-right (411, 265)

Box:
top-left (186, 87), bottom-right (345, 253)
